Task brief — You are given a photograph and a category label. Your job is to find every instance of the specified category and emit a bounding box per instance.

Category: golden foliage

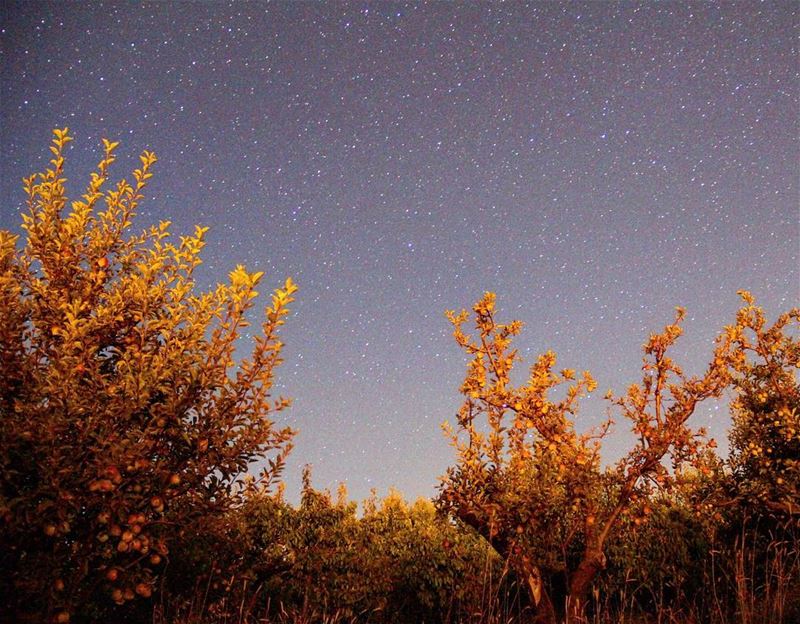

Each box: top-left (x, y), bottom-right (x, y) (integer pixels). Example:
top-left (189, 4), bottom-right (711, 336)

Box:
top-left (437, 290), bottom-right (787, 622)
top-left (725, 292), bottom-right (799, 516)
top-left (0, 129), bottom-right (296, 618)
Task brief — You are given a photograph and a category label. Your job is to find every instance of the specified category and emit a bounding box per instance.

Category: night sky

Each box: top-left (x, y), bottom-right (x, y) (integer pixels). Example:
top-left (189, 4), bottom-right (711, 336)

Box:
top-left (2, 1), bottom-right (798, 504)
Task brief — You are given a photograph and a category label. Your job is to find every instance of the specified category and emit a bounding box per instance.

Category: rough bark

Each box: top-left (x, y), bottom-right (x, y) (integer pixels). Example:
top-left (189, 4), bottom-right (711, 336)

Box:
top-left (566, 548), bottom-right (606, 622)
top-left (512, 557), bottom-right (558, 624)
top-left (453, 506), bottom-right (560, 623)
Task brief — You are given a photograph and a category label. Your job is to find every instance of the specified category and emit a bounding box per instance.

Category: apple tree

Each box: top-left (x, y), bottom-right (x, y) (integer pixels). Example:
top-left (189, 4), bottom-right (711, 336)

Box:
top-left (438, 292), bottom-right (738, 623)
top-left (724, 292), bottom-right (799, 518)
top-left (0, 129), bottom-right (296, 621)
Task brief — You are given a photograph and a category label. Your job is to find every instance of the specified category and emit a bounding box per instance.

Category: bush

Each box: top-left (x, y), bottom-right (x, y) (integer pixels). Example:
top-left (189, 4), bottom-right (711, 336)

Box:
top-left (164, 481), bottom-right (512, 624)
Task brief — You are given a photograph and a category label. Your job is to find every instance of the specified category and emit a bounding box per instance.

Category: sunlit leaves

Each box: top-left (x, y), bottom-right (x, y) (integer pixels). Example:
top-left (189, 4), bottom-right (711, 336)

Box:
top-left (437, 290), bottom-right (767, 619)
top-left (724, 292), bottom-right (799, 517)
top-left (0, 130), bottom-right (296, 619)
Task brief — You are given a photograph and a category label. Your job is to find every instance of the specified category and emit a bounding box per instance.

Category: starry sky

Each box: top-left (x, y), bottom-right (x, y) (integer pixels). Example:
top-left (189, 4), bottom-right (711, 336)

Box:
top-left (2, 1), bottom-right (798, 504)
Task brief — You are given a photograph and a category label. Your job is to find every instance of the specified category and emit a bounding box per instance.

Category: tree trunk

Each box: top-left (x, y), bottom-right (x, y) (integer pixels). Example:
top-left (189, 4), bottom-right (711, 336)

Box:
top-left (452, 507), bottom-right (560, 623)
top-left (532, 584), bottom-right (558, 624)
top-left (512, 557), bottom-right (558, 624)
top-left (566, 548), bottom-right (606, 622)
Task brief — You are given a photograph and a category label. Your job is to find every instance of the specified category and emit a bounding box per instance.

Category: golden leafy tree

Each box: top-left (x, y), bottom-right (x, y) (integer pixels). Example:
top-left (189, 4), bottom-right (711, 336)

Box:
top-left (0, 129), bottom-right (296, 621)
top-left (438, 292), bottom-right (740, 623)
top-left (724, 292), bottom-right (799, 517)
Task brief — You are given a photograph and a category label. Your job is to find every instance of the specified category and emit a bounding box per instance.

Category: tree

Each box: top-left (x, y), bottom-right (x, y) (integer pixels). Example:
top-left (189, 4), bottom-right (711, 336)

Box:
top-left (724, 292), bottom-right (799, 518)
top-left (437, 292), bottom-right (738, 623)
top-left (710, 294), bottom-right (800, 624)
top-left (0, 129), bottom-right (297, 621)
